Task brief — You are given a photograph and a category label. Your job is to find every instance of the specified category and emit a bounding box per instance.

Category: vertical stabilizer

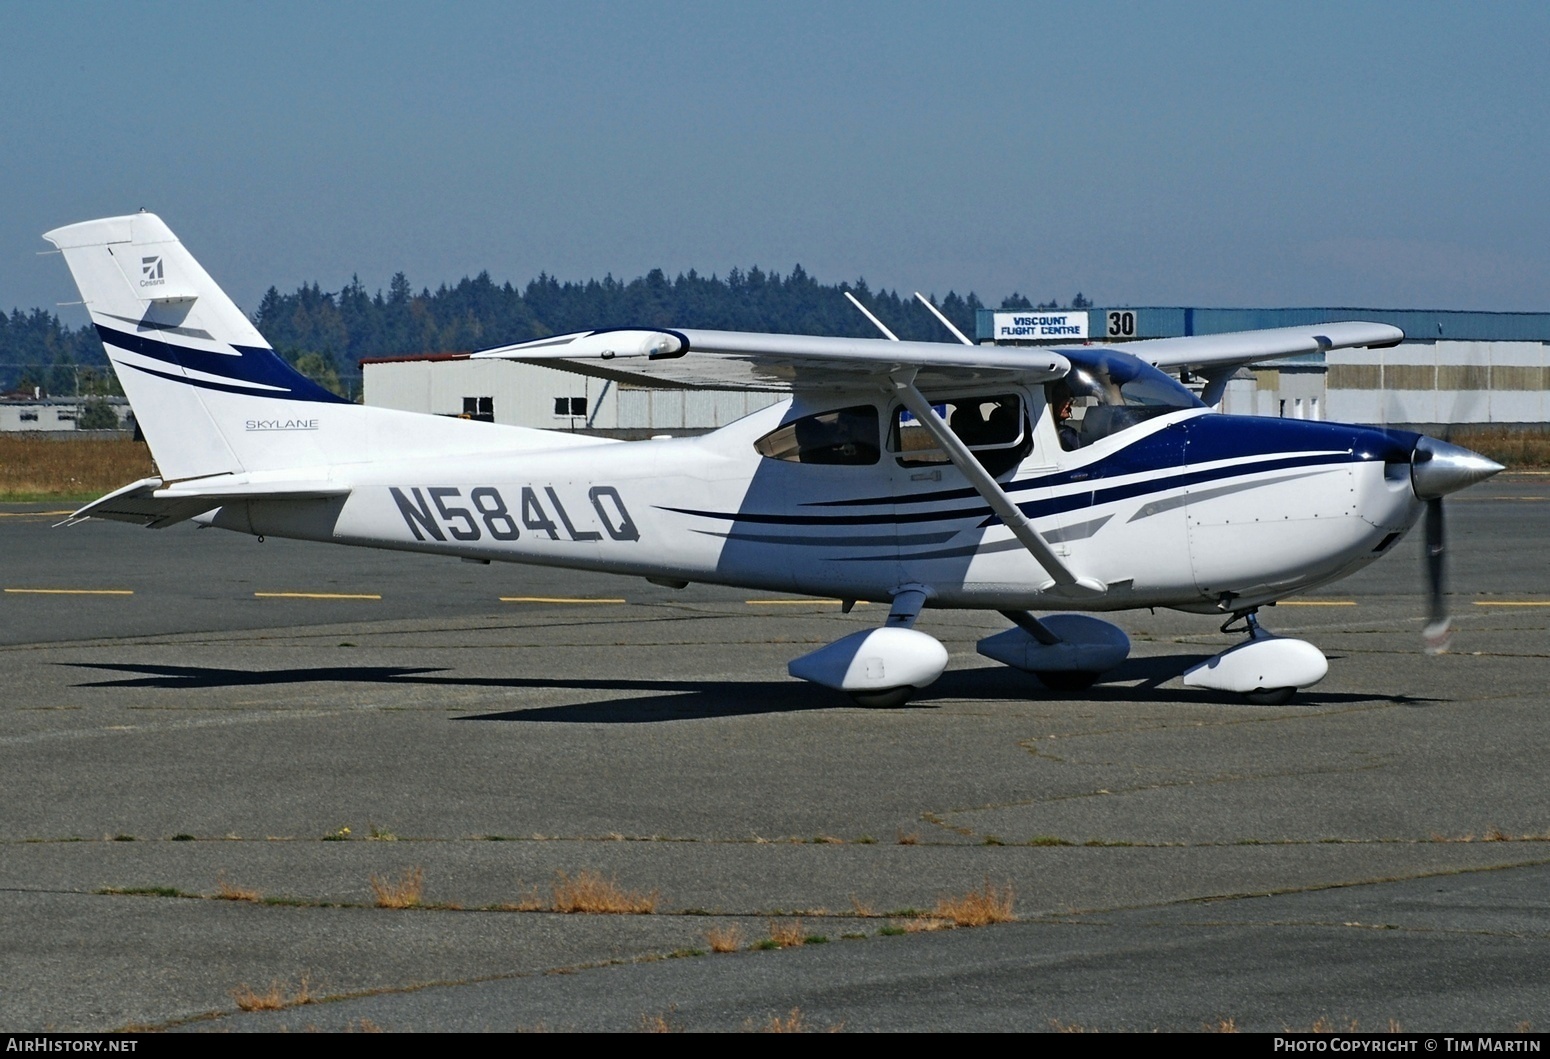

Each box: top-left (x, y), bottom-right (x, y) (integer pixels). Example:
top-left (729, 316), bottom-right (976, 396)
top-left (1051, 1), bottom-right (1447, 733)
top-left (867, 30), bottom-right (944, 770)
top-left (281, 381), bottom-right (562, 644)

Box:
top-left (44, 213), bottom-right (349, 481)
top-left (46, 214), bottom-right (606, 484)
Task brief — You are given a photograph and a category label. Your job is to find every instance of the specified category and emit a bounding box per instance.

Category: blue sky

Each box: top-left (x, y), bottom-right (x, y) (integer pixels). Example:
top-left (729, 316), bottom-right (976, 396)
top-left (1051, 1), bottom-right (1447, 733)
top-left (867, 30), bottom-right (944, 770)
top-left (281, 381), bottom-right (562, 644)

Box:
top-left (6, 1), bottom-right (1548, 321)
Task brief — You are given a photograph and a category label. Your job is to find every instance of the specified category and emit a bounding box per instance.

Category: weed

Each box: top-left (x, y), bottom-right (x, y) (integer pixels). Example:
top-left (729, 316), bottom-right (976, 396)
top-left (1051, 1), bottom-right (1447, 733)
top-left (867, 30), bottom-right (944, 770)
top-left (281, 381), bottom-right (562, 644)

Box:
top-left (1028, 835), bottom-right (1073, 847)
top-left (983, 835), bottom-right (1005, 846)
top-left (640, 1005), bottom-right (683, 1033)
top-left (705, 924), bottom-right (744, 953)
top-left (498, 885), bottom-right (545, 912)
top-left (903, 916), bottom-right (952, 933)
top-left (768, 919), bottom-right (807, 948)
top-left (803, 934), bottom-right (829, 945)
top-left (848, 894), bottom-right (875, 917)
top-left (367, 823), bottom-right (398, 841)
top-left (370, 866), bottom-right (424, 909)
top-left (841, 932), bottom-right (867, 940)
top-left (230, 981), bottom-right (286, 1012)
top-left (215, 873), bottom-right (262, 902)
top-left (1484, 826), bottom-right (1509, 842)
top-left (1208, 1017), bottom-right (1240, 1033)
top-left (230, 975), bottom-right (315, 1012)
top-left (812, 835), bottom-right (842, 844)
top-left (755, 1008), bottom-right (807, 1033)
top-left (171, 834), bottom-right (196, 842)
top-left (878, 925), bottom-right (907, 936)
top-left (1050, 1019), bottom-right (1090, 1033)
top-left (550, 870), bottom-right (657, 914)
top-left (112, 834), bottom-right (135, 842)
top-left (99, 886), bottom-right (185, 898)
top-left (347, 1019), bottom-right (383, 1033)
top-left (855, 835), bottom-right (876, 844)
top-left (933, 878), bottom-right (1016, 927)
top-left (897, 831), bottom-right (919, 845)
top-left (322, 826), bottom-right (352, 841)
top-left (753, 938), bottom-right (781, 950)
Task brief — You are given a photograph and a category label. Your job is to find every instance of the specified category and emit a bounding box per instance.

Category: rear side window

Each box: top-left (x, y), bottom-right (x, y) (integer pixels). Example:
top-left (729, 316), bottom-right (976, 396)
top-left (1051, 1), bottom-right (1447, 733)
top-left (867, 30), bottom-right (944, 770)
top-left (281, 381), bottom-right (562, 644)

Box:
top-left (890, 394), bottom-right (1029, 474)
top-left (754, 405), bottom-right (880, 465)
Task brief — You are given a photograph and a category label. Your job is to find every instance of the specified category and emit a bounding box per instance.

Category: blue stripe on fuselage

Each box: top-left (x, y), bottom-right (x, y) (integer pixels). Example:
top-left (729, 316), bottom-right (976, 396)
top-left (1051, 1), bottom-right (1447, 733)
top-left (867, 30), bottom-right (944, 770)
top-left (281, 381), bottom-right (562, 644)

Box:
top-left (666, 415), bottom-right (1416, 528)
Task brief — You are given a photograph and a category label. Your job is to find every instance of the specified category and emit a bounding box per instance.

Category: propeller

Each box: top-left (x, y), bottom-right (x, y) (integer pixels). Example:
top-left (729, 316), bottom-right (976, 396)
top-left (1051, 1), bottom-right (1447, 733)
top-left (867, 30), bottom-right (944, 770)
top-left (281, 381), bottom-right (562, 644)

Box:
top-left (1422, 496), bottom-right (1450, 654)
top-left (1410, 437), bottom-right (1505, 654)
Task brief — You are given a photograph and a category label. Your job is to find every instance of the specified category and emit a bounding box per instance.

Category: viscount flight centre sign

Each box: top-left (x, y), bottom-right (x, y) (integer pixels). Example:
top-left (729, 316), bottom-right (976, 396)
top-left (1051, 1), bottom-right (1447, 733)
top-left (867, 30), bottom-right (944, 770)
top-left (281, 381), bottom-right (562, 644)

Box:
top-left (992, 311), bottom-right (1089, 341)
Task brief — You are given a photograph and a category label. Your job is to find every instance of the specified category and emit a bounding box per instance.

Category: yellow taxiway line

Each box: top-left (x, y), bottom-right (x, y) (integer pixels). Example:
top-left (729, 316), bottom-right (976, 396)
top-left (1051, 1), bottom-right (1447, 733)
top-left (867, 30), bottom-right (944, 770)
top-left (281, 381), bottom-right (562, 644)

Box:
top-left (253, 592), bottom-right (382, 600)
top-left (1277, 600), bottom-right (1357, 607)
top-left (4, 588), bottom-right (133, 595)
top-left (500, 596), bottom-right (626, 604)
top-left (1473, 600), bottom-right (1550, 607)
top-left (745, 599), bottom-right (870, 606)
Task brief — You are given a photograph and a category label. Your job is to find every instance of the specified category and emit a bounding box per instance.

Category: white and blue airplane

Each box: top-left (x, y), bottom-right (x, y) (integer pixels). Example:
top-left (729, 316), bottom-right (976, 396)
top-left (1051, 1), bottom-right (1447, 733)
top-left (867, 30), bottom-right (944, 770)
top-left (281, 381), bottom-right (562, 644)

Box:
top-left (44, 212), bottom-right (1504, 706)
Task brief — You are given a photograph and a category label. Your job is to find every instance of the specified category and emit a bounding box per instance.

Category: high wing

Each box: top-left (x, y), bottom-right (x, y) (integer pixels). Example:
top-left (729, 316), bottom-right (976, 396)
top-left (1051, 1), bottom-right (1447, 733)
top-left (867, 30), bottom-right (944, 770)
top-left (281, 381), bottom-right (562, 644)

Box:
top-left (471, 328), bottom-right (1071, 392)
top-left (1114, 321), bottom-right (1404, 373)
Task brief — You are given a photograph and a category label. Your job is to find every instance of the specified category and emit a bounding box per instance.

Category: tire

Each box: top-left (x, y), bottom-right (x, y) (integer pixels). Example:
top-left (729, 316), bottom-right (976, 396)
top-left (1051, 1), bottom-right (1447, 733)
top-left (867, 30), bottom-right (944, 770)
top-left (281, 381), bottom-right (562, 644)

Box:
top-left (849, 686), bottom-right (914, 708)
top-left (1034, 670), bottom-right (1100, 692)
top-left (1244, 686), bottom-right (1296, 706)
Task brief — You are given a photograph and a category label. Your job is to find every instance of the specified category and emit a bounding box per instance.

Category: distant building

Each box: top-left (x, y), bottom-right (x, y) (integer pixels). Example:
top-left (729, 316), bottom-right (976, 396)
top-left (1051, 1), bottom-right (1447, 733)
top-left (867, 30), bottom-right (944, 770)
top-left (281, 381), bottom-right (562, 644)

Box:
top-left (0, 396), bottom-right (132, 432)
top-left (360, 353), bottom-right (780, 437)
top-left (980, 306), bottom-right (1550, 432)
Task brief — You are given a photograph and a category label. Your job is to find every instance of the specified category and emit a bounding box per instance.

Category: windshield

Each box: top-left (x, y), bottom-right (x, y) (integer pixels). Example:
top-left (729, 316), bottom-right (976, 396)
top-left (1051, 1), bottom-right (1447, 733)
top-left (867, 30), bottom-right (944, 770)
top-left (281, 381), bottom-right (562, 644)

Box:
top-left (1050, 349), bottom-right (1203, 448)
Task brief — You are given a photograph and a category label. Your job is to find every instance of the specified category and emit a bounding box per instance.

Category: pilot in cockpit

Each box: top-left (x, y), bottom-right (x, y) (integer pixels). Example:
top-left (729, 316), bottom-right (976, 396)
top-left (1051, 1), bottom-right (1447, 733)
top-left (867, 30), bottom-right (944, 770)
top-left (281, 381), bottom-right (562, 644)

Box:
top-left (1049, 381), bottom-right (1082, 451)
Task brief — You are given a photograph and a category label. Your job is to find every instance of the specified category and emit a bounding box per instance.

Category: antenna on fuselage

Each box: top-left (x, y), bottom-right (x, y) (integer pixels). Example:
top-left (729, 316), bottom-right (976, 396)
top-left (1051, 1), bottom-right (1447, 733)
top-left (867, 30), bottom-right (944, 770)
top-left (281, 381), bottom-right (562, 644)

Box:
top-left (843, 291), bottom-right (899, 341)
top-left (913, 292), bottom-right (973, 346)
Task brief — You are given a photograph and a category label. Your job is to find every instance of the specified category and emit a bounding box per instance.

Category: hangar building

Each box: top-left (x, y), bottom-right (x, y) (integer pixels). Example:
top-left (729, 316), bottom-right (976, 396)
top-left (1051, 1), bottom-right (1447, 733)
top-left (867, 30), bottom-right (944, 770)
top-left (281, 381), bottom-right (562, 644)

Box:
top-left (361, 307), bottom-right (1549, 435)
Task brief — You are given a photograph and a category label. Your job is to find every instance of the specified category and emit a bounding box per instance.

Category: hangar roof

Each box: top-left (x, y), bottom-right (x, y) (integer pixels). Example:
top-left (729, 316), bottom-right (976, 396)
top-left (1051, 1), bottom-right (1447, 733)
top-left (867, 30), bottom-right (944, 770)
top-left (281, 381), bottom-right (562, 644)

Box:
top-left (976, 307), bottom-right (1550, 344)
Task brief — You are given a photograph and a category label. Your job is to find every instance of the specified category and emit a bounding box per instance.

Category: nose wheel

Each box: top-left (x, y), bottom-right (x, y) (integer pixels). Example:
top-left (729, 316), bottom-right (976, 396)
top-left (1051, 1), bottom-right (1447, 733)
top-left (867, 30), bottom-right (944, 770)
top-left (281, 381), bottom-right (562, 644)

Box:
top-left (1181, 608), bottom-right (1328, 704)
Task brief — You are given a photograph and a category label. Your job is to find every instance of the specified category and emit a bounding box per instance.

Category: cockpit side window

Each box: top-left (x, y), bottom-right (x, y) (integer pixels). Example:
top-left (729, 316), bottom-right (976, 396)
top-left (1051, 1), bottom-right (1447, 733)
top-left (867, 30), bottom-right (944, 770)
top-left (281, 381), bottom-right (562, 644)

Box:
top-left (889, 393), bottom-right (1030, 476)
top-left (1048, 351), bottom-right (1204, 449)
top-left (753, 405), bottom-right (880, 465)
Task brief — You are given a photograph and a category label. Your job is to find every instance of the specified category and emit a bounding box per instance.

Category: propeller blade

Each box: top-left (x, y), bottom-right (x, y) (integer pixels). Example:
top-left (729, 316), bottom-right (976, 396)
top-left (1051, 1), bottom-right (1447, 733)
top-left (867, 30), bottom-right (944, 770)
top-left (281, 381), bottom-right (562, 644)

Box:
top-left (1422, 496), bottom-right (1452, 654)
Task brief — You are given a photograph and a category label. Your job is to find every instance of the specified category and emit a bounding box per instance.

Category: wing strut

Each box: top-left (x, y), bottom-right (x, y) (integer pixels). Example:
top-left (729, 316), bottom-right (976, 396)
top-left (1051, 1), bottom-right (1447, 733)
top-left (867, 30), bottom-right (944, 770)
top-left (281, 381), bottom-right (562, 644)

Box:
top-left (889, 372), bottom-right (1105, 599)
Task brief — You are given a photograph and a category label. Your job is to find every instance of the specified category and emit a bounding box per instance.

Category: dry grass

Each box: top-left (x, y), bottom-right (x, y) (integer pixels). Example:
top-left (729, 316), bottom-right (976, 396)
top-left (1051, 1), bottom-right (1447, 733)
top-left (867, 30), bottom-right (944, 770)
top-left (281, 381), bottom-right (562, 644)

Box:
top-left (1208, 1017), bottom-right (1240, 1033)
top-left (1450, 428), bottom-right (1550, 469)
top-left (549, 870), bottom-right (657, 914)
top-left (0, 435), bottom-right (153, 500)
top-left (230, 975), bottom-right (316, 1012)
top-left (896, 831), bottom-right (919, 845)
top-left (214, 873), bottom-right (262, 902)
top-left (848, 894), bottom-right (875, 917)
top-left (767, 919), bottom-right (807, 948)
top-left (747, 1008), bottom-right (841, 1033)
top-left (705, 924), bottom-right (745, 953)
top-left (933, 878), bottom-right (1017, 926)
top-left (370, 866), bottom-right (424, 909)
top-left (639, 1006), bottom-right (683, 1033)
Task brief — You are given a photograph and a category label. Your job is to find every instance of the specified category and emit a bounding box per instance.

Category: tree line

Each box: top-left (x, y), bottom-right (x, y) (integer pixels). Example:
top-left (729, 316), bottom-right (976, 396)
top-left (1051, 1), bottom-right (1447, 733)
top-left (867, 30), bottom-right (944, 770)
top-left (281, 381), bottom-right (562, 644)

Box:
top-left (2, 266), bottom-right (1091, 398)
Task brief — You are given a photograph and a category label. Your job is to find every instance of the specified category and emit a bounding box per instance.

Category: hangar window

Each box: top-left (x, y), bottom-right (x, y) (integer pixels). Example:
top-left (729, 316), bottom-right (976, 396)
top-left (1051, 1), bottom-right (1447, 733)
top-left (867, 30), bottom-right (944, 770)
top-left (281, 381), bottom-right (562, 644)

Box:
top-left (889, 394), bottom-right (1029, 476)
top-left (462, 396), bottom-right (494, 422)
top-left (553, 397), bottom-right (587, 418)
top-left (754, 405), bottom-right (880, 465)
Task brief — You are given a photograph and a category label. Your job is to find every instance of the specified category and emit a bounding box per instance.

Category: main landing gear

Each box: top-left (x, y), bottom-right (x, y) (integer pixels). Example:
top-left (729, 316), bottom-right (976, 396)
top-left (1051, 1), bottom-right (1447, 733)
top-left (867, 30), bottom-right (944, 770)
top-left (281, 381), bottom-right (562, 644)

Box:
top-left (786, 587), bottom-right (948, 708)
top-left (976, 612), bottom-right (1131, 692)
top-left (1181, 609), bottom-right (1328, 705)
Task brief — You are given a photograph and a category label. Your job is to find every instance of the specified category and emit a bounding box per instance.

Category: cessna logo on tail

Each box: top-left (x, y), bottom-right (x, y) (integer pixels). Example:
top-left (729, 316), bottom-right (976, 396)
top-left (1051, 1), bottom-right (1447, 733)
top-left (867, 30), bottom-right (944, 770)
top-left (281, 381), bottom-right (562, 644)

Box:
top-left (139, 256), bottom-right (164, 287)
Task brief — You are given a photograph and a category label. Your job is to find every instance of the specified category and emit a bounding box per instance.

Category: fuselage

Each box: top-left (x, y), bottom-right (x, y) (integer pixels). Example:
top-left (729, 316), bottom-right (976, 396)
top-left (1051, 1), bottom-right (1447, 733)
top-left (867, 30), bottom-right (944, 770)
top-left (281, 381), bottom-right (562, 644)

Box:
top-left (208, 390), bottom-right (1425, 615)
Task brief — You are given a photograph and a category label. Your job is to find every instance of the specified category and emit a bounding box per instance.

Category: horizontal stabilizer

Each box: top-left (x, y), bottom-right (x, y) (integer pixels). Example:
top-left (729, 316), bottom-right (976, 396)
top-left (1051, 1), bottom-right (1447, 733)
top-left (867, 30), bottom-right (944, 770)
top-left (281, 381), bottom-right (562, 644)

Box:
top-left (67, 475), bottom-right (351, 529)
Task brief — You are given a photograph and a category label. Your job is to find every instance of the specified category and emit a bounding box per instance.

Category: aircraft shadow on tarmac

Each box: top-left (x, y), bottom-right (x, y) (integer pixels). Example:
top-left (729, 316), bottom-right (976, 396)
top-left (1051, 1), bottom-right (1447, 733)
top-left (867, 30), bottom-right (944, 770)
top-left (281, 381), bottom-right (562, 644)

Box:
top-left (61, 656), bottom-right (1437, 722)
